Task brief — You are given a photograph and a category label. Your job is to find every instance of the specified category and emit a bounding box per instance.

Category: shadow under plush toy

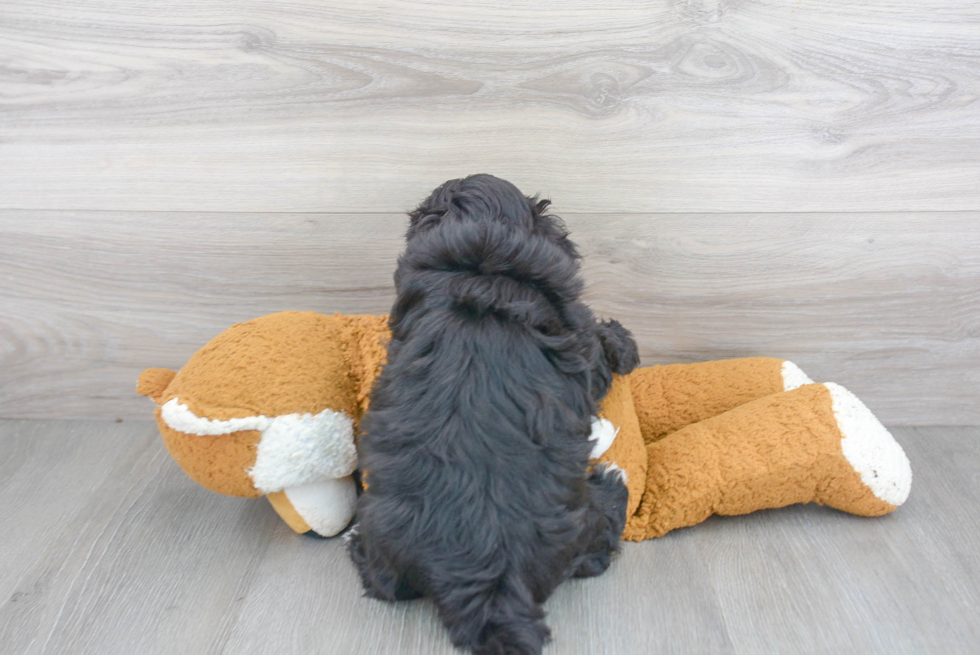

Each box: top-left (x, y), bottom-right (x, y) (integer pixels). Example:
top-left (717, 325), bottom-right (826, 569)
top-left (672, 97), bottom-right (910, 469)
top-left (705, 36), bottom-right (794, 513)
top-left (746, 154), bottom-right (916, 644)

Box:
top-left (137, 311), bottom-right (911, 539)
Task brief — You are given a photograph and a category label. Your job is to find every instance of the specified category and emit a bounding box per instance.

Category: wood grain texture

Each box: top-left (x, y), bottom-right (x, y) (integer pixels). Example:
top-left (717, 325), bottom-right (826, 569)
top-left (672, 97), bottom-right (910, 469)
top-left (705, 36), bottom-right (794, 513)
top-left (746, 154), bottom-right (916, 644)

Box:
top-left (1, 0), bottom-right (979, 212)
top-left (2, 211), bottom-right (977, 424)
top-left (0, 420), bottom-right (282, 655)
top-left (0, 421), bottom-right (977, 654)
top-left (694, 427), bottom-right (980, 654)
top-left (579, 213), bottom-right (980, 426)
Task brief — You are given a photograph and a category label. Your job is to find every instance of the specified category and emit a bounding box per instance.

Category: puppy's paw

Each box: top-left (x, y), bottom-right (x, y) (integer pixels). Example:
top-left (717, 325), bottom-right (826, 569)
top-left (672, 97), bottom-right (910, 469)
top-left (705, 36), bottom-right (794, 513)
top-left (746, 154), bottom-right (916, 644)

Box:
top-left (342, 522), bottom-right (360, 545)
top-left (596, 319), bottom-right (640, 375)
top-left (588, 463), bottom-right (629, 534)
top-left (346, 524), bottom-right (419, 601)
top-left (590, 462), bottom-right (629, 487)
top-left (587, 417), bottom-right (620, 459)
top-left (600, 462), bottom-right (628, 484)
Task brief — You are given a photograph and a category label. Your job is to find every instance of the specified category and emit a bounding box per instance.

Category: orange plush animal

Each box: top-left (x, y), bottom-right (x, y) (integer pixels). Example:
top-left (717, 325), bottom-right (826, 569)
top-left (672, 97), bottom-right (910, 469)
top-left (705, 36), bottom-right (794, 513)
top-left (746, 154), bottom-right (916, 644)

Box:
top-left (138, 312), bottom-right (911, 539)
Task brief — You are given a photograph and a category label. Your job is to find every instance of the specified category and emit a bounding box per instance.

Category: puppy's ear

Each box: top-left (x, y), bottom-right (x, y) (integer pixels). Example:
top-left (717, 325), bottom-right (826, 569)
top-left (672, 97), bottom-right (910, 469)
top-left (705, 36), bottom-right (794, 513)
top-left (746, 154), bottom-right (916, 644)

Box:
top-left (406, 205), bottom-right (441, 241)
top-left (530, 197), bottom-right (580, 260)
top-left (407, 178), bottom-right (466, 240)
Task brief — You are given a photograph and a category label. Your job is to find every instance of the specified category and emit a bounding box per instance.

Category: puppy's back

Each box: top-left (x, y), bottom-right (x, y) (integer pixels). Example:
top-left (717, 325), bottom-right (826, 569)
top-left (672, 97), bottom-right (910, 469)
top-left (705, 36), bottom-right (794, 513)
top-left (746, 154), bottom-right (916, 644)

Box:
top-left (359, 309), bottom-right (592, 654)
top-left (356, 175), bottom-right (603, 655)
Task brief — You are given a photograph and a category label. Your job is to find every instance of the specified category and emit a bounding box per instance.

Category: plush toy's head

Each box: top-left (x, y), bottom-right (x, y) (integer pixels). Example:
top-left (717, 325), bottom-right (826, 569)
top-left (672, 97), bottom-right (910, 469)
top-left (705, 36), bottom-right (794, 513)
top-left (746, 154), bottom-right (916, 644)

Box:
top-left (138, 311), bottom-right (388, 497)
top-left (137, 311), bottom-right (390, 536)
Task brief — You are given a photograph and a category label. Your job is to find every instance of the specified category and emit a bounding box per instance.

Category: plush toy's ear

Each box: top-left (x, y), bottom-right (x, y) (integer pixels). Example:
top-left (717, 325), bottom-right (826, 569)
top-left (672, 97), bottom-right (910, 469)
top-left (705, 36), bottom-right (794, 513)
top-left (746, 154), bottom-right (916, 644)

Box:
top-left (137, 368), bottom-right (177, 404)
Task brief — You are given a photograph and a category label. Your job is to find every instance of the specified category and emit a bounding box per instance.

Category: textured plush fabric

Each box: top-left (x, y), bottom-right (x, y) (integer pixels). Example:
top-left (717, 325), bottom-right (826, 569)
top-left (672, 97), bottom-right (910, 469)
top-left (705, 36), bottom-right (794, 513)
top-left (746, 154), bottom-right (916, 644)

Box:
top-left (628, 357), bottom-right (787, 443)
top-left (137, 312), bottom-right (390, 497)
top-left (154, 415), bottom-right (263, 497)
top-left (138, 313), bottom-right (910, 540)
top-left (159, 312), bottom-right (367, 421)
top-left (622, 382), bottom-right (901, 541)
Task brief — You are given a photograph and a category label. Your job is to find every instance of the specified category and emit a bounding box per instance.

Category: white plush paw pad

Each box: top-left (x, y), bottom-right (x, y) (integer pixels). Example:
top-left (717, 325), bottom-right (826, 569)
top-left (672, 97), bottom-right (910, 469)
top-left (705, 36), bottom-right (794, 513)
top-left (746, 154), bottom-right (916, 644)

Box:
top-left (782, 360), bottom-right (814, 391)
top-left (588, 417), bottom-right (620, 459)
top-left (826, 383), bottom-right (912, 506)
top-left (284, 477), bottom-right (357, 537)
top-left (600, 462), bottom-right (628, 484)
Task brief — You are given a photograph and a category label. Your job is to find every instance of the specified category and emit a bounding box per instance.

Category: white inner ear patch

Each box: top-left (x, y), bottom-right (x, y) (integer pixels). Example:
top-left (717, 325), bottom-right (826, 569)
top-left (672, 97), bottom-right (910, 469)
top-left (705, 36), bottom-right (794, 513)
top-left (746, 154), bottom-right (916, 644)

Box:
top-left (588, 417), bottom-right (619, 460)
top-left (159, 398), bottom-right (358, 494)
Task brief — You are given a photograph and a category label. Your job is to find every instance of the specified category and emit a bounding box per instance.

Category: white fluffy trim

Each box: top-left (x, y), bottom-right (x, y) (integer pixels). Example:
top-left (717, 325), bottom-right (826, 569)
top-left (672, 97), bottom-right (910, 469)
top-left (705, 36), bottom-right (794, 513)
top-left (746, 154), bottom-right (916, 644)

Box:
top-left (781, 360), bottom-right (814, 391)
top-left (826, 383), bottom-right (912, 507)
top-left (159, 398), bottom-right (358, 494)
top-left (588, 417), bottom-right (619, 460)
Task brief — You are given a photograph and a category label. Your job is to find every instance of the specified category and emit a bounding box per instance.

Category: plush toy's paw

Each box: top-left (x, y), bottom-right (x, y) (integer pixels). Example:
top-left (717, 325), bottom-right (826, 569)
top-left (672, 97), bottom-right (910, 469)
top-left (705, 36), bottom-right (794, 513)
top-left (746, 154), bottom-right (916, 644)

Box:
top-left (266, 476), bottom-right (357, 537)
top-left (824, 382), bottom-right (912, 510)
top-left (587, 417), bottom-right (619, 460)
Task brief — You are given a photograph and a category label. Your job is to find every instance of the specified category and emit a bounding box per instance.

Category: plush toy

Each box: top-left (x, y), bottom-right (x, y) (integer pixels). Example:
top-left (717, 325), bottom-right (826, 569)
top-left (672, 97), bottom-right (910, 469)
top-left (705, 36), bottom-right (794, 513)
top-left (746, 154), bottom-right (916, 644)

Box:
top-left (137, 311), bottom-right (911, 540)
top-left (137, 313), bottom-right (389, 537)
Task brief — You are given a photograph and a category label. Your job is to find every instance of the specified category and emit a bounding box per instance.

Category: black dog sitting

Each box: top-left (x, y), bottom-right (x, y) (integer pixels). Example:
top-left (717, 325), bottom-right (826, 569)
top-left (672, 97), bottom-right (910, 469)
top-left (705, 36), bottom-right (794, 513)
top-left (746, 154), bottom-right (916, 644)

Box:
top-left (347, 174), bottom-right (639, 655)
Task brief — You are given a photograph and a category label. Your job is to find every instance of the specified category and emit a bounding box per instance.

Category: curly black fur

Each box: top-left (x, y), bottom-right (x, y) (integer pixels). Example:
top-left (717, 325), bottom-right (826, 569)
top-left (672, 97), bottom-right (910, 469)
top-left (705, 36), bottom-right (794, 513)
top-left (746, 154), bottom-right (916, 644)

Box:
top-left (347, 174), bottom-right (640, 655)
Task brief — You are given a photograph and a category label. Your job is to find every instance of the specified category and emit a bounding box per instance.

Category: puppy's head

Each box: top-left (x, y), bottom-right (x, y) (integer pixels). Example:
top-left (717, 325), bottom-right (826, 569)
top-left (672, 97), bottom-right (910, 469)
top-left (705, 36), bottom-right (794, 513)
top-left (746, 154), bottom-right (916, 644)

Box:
top-left (406, 174), bottom-right (578, 259)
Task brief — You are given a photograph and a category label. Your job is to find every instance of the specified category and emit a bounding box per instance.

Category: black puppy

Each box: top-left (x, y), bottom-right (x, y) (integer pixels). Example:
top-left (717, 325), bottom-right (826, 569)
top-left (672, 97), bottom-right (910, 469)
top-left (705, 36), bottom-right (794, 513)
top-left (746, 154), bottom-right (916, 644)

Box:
top-left (347, 175), bottom-right (639, 655)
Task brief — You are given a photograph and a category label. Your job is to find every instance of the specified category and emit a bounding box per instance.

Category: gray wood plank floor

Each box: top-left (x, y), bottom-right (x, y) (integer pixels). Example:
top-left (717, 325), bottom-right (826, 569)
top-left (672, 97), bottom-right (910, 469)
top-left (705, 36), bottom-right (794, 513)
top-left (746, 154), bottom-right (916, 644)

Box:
top-left (1, 421), bottom-right (976, 654)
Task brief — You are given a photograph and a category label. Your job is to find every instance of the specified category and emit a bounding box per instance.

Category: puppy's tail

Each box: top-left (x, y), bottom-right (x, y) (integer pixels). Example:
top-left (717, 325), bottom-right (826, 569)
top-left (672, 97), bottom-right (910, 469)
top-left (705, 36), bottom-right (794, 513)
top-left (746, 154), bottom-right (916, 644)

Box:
top-left (440, 573), bottom-right (550, 655)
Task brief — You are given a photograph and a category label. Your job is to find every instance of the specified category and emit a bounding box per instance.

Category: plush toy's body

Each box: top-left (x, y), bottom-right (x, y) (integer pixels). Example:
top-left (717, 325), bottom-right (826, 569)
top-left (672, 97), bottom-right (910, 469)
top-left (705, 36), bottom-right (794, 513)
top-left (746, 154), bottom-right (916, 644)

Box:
top-left (138, 311), bottom-right (911, 539)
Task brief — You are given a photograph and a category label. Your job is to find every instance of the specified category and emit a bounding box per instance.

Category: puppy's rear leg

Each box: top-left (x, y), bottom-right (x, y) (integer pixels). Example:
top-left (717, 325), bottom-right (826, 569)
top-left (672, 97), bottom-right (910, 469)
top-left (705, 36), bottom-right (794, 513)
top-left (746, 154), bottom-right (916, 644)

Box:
top-left (345, 525), bottom-right (421, 601)
top-left (571, 464), bottom-right (629, 579)
top-left (432, 573), bottom-right (550, 655)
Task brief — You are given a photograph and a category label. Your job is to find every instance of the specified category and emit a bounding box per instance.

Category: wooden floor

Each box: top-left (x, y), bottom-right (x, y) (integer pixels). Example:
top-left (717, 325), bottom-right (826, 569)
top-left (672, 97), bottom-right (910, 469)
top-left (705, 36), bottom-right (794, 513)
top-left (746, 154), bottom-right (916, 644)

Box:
top-left (0, 421), bottom-right (976, 654)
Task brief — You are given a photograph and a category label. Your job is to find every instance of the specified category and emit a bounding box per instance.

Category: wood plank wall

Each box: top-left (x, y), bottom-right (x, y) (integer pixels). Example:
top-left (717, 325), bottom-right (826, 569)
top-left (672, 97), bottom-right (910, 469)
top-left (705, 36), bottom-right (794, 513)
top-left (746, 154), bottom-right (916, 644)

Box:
top-left (1, 1), bottom-right (978, 423)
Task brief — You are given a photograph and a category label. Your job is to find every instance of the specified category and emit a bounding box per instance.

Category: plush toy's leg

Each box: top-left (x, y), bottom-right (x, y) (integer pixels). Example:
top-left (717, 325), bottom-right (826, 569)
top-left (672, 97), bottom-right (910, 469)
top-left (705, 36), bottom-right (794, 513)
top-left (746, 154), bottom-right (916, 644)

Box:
top-left (628, 357), bottom-right (813, 443)
top-left (266, 476), bottom-right (357, 537)
top-left (622, 383), bottom-right (912, 541)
